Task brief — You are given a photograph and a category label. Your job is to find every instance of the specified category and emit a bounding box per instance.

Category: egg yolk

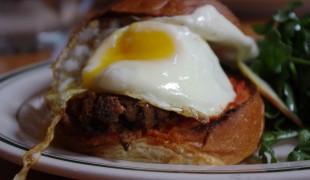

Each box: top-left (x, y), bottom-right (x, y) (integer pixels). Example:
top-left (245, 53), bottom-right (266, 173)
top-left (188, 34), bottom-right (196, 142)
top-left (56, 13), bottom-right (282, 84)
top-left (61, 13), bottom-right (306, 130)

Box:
top-left (83, 23), bottom-right (176, 88)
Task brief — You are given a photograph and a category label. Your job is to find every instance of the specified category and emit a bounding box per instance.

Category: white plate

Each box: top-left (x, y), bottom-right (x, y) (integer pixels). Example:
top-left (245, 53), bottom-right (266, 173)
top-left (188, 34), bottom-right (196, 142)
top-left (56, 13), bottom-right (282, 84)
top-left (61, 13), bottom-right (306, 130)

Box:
top-left (1, 63), bottom-right (310, 180)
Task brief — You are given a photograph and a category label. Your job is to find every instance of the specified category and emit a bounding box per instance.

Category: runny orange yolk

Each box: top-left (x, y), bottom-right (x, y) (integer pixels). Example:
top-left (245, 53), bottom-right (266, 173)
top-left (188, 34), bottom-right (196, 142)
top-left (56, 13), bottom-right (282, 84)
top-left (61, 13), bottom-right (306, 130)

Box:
top-left (83, 23), bottom-right (176, 88)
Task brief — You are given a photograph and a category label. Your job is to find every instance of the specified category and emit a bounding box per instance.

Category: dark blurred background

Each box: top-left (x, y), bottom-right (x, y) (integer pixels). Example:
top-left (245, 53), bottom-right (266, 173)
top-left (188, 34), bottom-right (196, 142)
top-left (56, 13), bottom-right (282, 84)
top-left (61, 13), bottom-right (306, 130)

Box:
top-left (221, 0), bottom-right (310, 20)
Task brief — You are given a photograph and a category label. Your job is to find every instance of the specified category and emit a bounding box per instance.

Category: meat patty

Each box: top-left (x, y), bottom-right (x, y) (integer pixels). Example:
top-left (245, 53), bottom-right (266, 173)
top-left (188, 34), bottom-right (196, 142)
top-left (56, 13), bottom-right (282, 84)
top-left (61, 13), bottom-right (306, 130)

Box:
top-left (62, 90), bottom-right (177, 132)
top-left (58, 90), bottom-right (185, 149)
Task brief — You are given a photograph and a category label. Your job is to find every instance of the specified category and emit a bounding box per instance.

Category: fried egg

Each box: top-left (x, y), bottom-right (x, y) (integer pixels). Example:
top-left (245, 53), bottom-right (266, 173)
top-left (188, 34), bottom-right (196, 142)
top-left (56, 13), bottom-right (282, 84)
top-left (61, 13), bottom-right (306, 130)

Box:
top-left (82, 21), bottom-right (236, 121)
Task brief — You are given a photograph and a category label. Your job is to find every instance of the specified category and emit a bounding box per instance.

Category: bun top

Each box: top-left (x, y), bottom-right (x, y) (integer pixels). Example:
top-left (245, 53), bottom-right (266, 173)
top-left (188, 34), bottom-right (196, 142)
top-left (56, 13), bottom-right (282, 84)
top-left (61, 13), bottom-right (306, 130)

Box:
top-left (89, 0), bottom-right (240, 27)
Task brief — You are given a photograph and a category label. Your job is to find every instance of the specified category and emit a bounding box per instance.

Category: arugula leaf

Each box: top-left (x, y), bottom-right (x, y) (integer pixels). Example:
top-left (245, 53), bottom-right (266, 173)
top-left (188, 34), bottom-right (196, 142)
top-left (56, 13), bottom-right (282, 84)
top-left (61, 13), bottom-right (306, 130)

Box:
top-left (253, 20), bottom-right (275, 35)
top-left (259, 130), bottom-right (298, 163)
top-left (273, 1), bottom-right (302, 23)
top-left (298, 129), bottom-right (310, 150)
top-left (259, 142), bottom-right (277, 163)
top-left (255, 29), bottom-right (292, 74)
top-left (262, 130), bottom-right (298, 142)
top-left (283, 83), bottom-right (297, 113)
top-left (288, 130), bottom-right (310, 161)
top-left (288, 150), bottom-right (310, 161)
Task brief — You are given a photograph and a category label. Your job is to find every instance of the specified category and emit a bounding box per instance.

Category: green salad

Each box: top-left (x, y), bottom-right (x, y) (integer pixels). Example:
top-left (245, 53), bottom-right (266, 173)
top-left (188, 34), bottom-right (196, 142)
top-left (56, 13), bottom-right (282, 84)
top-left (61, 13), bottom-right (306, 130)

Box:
top-left (247, 1), bottom-right (310, 163)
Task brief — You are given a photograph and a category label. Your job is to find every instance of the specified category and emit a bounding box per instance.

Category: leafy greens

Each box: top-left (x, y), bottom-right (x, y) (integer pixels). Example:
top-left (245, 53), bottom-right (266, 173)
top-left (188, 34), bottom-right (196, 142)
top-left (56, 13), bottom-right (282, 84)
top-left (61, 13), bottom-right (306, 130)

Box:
top-left (249, 0), bottom-right (310, 163)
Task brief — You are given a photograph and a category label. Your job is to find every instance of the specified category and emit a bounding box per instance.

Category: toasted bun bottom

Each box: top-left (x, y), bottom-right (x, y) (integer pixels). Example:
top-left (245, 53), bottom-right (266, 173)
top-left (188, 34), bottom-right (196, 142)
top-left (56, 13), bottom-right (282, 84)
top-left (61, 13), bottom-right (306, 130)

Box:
top-left (68, 139), bottom-right (225, 165)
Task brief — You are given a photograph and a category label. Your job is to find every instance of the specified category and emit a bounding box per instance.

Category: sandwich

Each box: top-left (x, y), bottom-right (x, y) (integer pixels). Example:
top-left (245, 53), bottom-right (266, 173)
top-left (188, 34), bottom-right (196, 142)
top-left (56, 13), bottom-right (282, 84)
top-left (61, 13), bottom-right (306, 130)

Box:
top-left (39, 0), bottom-right (265, 167)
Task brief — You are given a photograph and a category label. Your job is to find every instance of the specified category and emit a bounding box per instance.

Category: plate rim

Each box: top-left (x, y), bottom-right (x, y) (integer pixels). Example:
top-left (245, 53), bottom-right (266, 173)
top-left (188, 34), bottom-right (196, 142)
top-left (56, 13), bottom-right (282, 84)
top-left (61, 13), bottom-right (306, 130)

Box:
top-left (1, 63), bottom-right (310, 179)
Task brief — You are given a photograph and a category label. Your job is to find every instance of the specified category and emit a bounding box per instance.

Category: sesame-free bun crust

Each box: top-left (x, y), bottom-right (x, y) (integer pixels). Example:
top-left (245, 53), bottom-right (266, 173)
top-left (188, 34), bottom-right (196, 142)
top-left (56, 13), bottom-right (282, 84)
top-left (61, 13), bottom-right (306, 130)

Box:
top-left (89, 0), bottom-right (241, 27)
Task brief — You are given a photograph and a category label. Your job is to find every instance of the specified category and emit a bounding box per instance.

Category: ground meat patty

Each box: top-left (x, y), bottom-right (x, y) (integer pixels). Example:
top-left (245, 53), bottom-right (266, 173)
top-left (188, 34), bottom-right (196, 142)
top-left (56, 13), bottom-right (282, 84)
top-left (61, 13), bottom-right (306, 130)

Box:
top-left (58, 90), bottom-right (185, 149)
top-left (64, 90), bottom-right (179, 130)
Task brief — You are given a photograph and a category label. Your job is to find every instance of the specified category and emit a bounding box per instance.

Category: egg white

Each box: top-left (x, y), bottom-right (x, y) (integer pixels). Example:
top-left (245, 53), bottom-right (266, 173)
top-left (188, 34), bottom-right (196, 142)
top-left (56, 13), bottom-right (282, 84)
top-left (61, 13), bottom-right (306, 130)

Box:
top-left (82, 21), bottom-right (236, 120)
top-left (153, 4), bottom-right (258, 62)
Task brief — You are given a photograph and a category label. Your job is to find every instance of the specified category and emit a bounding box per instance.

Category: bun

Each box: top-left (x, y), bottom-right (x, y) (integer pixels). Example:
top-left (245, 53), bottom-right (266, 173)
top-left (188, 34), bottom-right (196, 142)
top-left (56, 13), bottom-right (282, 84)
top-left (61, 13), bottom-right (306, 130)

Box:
top-left (89, 0), bottom-right (240, 27)
top-left (49, 0), bottom-right (264, 165)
